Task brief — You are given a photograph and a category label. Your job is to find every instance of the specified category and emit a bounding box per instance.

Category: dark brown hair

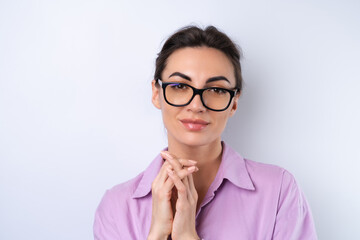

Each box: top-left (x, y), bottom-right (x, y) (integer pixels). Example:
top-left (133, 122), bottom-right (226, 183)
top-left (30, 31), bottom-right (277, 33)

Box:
top-left (154, 25), bottom-right (243, 92)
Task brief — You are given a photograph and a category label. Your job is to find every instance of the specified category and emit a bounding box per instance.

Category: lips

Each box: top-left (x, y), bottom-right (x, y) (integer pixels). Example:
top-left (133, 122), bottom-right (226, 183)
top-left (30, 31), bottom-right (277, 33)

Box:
top-left (180, 119), bottom-right (209, 131)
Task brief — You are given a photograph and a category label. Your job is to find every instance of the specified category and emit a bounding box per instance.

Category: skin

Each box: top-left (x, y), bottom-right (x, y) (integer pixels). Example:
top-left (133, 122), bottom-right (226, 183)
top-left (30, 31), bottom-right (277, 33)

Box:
top-left (148, 46), bottom-right (240, 240)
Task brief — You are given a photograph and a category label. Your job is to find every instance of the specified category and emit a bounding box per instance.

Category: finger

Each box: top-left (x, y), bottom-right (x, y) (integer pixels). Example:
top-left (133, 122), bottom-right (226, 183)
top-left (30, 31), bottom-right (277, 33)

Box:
top-left (158, 161), bottom-right (172, 182)
top-left (166, 168), bottom-right (187, 201)
top-left (163, 167), bottom-right (175, 190)
top-left (167, 166), bottom-right (191, 196)
top-left (165, 161), bottom-right (199, 179)
top-left (183, 175), bottom-right (190, 200)
top-left (153, 161), bottom-right (171, 187)
top-left (188, 173), bottom-right (196, 192)
top-left (182, 171), bottom-right (190, 188)
top-left (162, 164), bottom-right (198, 193)
top-left (187, 174), bottom-right (198, 205)
top-left (161, 151), bottom-right (183, 172)
top-left (184, 176), bottom-right (192, 200)
top-left (188, 173), bottom-right (198, 198)
top-left (178, 158), bottom-right (197, 167)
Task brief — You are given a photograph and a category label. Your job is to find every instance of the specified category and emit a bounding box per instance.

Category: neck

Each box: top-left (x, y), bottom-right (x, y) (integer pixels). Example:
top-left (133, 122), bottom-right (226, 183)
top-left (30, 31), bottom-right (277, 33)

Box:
top-left (167, 138), bottom-right (223, 169)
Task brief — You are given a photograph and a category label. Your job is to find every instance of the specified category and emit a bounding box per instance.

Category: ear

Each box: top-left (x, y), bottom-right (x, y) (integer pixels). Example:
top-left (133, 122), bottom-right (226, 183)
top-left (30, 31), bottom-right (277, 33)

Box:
top-left (151, 79), bottom-right (161, 109)
top-left (229, 91), bottom-right (241, 117)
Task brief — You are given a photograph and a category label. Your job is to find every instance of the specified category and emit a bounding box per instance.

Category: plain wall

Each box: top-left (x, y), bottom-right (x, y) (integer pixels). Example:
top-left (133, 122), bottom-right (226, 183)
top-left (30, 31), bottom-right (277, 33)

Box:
top-left (0, 0), bottom-right (359, 239)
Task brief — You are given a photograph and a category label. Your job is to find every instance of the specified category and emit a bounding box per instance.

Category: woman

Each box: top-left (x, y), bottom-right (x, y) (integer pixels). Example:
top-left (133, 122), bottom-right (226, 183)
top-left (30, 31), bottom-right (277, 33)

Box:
top-left (94, 26), bottom-right (317, 240)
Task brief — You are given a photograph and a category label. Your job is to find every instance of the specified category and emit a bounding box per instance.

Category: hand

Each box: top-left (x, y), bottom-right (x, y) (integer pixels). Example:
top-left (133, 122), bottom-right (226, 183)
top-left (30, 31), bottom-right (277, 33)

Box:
top-left (147, 151), bottom-right (198, 240)
top-left (162, 152), bottom-right (200, 240)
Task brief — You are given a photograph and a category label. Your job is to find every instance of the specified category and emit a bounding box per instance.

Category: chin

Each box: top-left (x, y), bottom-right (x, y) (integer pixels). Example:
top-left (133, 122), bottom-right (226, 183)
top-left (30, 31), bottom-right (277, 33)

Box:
top-left (172, 131), bottom-right (219, 148)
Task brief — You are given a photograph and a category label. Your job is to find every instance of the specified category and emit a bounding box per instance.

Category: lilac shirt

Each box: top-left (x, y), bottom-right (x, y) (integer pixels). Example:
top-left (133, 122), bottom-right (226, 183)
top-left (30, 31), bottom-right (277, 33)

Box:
top-left (94, 142), bottom-right (317, 239)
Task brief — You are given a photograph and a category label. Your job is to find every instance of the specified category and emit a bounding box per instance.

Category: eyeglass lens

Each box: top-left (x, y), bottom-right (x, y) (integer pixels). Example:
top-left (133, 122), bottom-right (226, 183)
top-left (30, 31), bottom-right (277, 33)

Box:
top-left (165, 83), bottom-right (231, 110)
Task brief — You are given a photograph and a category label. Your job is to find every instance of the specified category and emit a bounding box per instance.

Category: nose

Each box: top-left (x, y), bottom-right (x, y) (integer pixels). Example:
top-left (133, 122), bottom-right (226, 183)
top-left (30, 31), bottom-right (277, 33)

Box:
top-left (186, 93), bottom-right (206, 112)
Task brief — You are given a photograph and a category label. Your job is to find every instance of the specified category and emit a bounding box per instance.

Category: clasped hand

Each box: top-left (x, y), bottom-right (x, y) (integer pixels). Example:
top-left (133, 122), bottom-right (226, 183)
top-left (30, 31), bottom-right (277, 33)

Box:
top-left (148, 151), bottom-right (200, 240)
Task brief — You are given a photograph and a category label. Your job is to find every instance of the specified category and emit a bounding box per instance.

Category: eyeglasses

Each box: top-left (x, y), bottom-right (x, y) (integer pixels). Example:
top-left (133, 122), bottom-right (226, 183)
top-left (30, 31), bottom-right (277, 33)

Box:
top-left (156, 79), bottom-right (238, 111)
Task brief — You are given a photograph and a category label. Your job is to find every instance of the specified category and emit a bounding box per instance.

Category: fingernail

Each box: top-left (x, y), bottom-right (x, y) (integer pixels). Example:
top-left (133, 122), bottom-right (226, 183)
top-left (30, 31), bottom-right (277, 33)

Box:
top-left (188, 160), bottom-right (197, 165)
top-left (195, 167), bottom-right (199, 171)
top-left (161, 151), bottom-right (172, 159)
top-left (188, 166), bottom-right (196, 172)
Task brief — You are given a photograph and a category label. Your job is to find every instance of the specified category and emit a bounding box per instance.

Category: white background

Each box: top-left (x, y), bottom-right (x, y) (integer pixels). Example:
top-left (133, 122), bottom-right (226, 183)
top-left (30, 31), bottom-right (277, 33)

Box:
top-left (1, 0), bottom-right (359, 239)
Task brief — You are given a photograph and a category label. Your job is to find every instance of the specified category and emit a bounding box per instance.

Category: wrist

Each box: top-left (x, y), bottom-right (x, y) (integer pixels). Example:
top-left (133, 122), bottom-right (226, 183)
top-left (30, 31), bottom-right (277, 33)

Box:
top-left (147, 235), bottom-right (168, 240)
top-left (175, 234), bottom-right (200, 240)
top-left (147, 231), bottom-right (168, 240)
top-left (148, 224), bottom-right (170, 240)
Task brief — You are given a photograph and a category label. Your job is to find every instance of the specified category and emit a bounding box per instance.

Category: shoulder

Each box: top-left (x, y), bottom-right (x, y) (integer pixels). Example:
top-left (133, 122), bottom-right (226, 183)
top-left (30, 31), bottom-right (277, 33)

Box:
top-left (243, 158), bottom-right (310, 215)
top-left (99, 172), bottom-right (145, 209)
top-left (95, 153), bottom-right (162, 214)
top-left (223, 144), bottom-right (317, 238)
top-left (221, 142), bottom-right (296, 192)
top-left (93, 172), bottom-right (146, 239)
top-left (93, 153), bottom-right (163, 239)
top-left (243, 158), bottom-right (299, 195)
top-left (244, 160), bottom-right (319, 239)
top-left (244, 158), bottom-right (293, 182)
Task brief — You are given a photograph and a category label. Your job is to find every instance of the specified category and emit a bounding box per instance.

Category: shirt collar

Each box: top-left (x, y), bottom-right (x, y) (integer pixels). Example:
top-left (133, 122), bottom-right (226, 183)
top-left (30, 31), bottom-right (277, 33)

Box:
top-left (132, 148), bottom-right (167, 199)
top-left (217, 141), bottom-right (255, 191)
top-left (132, 142), bottom-right (255, 199)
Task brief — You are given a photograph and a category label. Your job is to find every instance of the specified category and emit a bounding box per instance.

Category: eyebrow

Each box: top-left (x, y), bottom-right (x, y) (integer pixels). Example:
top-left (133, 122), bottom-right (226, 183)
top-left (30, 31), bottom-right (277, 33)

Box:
top-left (169, 72), bottom-right (230, 83)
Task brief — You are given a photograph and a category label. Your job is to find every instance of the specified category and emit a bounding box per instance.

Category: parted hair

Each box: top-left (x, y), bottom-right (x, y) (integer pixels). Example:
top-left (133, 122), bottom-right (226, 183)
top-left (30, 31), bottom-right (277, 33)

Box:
top-left (154, 25), bottom-right (243, 92)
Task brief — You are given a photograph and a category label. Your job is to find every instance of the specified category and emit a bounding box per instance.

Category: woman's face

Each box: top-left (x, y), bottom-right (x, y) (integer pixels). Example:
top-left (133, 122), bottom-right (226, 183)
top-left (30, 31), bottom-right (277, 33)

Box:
top-left (152, 46), bottom-right (239, 147)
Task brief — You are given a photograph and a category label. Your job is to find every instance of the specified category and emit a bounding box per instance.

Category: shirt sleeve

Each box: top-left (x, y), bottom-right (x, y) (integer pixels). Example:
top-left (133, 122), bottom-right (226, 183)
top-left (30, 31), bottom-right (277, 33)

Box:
top-left (93, 190), bottom-right (120, 240)
top-left (272, 170), bottom-right (318, 240)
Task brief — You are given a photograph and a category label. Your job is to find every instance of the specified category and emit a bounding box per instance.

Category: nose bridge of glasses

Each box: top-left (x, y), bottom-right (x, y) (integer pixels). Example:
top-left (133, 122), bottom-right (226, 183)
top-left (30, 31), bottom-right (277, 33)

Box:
top-left (192, 86), bottom-right (205, 97)
top-left (187, 87), bottom-right (206, 108)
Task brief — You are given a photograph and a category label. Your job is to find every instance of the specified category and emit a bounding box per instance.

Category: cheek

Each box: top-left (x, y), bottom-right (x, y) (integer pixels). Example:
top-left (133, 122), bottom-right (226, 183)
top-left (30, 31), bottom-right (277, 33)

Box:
top-left (212, 112), bottom-right (231, 131)
top-left (161, 105), bottom-right (179, 128)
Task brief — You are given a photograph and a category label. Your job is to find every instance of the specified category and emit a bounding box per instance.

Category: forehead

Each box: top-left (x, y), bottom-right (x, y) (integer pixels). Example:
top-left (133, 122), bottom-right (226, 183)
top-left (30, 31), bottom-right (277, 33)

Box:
top-left (163, 47), bottom-right (235, 84)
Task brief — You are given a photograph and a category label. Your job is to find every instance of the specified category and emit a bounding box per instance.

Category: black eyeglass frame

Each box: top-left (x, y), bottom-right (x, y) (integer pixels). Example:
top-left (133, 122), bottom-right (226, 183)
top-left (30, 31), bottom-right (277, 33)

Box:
top-left (156, 79), bottom-right (239, 112)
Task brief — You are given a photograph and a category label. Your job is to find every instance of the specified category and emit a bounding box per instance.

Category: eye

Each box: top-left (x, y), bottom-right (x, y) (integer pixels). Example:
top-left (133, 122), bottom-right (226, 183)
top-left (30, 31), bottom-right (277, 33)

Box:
top-left (169, 83), bottom-right (188, 90)
top-left (209, 88), bottom-right (228, 95)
